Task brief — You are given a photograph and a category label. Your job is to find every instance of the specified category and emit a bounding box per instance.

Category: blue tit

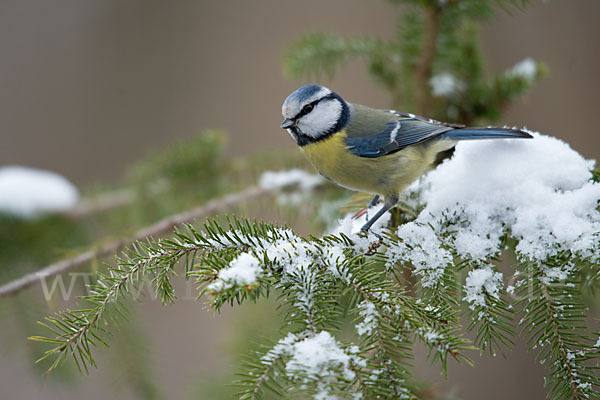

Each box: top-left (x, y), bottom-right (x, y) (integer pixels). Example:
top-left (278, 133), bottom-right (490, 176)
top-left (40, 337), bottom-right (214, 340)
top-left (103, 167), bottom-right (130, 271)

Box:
top-left (280, 84), bottom-right (532, 232)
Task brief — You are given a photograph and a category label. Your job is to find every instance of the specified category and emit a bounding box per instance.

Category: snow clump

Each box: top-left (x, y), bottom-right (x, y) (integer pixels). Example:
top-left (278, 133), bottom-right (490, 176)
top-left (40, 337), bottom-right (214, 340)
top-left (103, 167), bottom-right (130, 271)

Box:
top-left (0, 166), bottom-right (79, 218)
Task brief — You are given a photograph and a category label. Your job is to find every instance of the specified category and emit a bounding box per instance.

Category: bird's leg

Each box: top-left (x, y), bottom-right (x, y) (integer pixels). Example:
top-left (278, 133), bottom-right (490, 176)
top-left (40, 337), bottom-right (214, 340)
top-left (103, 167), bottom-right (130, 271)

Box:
top-left (360, 194), bottom-right (398, 234)
top-left (365, 194), bottom-right (380, 221)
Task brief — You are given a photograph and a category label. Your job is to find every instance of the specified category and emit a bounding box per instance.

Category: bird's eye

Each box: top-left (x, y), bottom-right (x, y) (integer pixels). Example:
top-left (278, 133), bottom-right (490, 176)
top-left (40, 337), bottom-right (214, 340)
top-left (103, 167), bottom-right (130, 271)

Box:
top-left (302, 104), bottom-right (314, 114)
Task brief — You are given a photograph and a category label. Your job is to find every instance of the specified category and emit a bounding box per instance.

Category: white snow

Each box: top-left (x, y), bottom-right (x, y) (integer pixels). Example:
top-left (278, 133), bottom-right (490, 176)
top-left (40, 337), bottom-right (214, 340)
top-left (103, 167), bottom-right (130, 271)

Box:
top-left (430, 72), bottom-right (463, 97)
top-left (388, 133), bottom-right (600, 274)
top-left (508, 58), bottom-right (537, 80)
top-left (260, 169), bottom-right (324, 207)
top-left (262, 330), bottom-right (365, 399)
top-left (207, 253), bottom-right (262, 292)
top-left (415, 327), bottom-right (451, 354)
top-left (264, 236), bottom-right (320, 277)
top-left (422, 329), bottom-right (441, 343)
top-left (259, 169), bottom-right (323, 191)
top-left (539, 264), bottom-right (575, 286)
top-left (0, 166), bottom-right (79, 218)
top-left (286, 331), bottom-right (363, 381)
top-left (386, 222), bottom-right (453, 287)
top-left (355, 300), bottom-right (379, 336)
top-left (329, 208), bottom-right (391, 253)
top-left (262, 332), bottom-right (299, 363)
top-left (463, 265), bottom-right (503, 309)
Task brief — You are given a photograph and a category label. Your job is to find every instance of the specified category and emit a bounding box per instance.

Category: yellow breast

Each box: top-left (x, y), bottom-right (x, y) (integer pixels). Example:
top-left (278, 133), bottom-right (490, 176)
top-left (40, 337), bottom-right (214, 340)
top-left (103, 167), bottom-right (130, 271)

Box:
top-left (300, 131), bottom-right (448, 197)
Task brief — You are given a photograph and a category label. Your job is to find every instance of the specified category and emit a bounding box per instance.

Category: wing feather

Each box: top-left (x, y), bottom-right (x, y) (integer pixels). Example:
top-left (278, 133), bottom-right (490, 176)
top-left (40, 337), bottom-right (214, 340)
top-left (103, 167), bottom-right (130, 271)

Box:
top-left (345, 109), bottom-right (454, 158)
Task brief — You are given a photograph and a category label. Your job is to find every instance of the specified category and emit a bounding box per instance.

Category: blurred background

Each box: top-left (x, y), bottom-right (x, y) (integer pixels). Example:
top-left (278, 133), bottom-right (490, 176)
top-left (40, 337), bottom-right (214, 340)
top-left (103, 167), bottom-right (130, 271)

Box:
top-left (1, 1), bottom-right (599, 399)
top-left (2, 0), bottom-right (599, 184)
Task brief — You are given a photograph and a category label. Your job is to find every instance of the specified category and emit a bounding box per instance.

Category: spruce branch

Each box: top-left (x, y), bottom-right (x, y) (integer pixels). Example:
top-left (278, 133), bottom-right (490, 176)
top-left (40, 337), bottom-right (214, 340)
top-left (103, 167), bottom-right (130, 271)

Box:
top-left (238, 339), bottom-right (292, 399)
top-left (0, 185), bottom-right (267, 298)
top-left (26, 152), bottom-right (599, 397)
top-left (29, 240), bottom-right (187, 374)
top-left (31, 214), bottom-right (478, 397)
top-left (284, 33), bottom-right (384, 80)
top-left (458, 258), bottom-right (516, 357)
top-left (465, 288), bottom-right (516, 357)
top-left (29, 199), bottom-right (600, 398)
top-left (330, 257), bottom-right (474, 373)
top-left (516, 260), bottom-right (600, 400)
top-left (66, 187), bottom-right (138, 219)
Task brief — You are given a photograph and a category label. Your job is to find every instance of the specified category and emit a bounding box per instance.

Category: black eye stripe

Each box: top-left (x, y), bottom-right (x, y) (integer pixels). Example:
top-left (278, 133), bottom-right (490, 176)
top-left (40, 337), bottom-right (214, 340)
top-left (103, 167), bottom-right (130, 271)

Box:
top-left (294, 100), bottom-right (318, 119)
top-left (293, 93), bottom-right (337, 120)
top-left (302, 104), bottom-right (314, 114)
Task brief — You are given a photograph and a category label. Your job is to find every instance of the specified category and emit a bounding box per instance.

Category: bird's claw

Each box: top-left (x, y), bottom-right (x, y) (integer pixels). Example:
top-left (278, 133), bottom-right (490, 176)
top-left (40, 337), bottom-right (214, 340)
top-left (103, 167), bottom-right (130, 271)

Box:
top-left (360, 227), bottom-right (382, 241)
top-left (352, 207), bottom-right (368, 219)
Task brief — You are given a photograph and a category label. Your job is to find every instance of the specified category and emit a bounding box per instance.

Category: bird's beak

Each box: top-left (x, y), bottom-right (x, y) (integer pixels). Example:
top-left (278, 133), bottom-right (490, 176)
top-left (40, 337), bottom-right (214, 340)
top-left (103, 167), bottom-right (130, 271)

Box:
top-left (280, 118), bottom-right (295, 129)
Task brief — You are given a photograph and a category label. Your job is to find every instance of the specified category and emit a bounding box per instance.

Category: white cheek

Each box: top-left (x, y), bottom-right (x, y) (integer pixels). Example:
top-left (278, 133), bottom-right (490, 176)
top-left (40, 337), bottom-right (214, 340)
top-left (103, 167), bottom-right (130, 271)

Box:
top-left (298, 100), bottom-right (342, 138)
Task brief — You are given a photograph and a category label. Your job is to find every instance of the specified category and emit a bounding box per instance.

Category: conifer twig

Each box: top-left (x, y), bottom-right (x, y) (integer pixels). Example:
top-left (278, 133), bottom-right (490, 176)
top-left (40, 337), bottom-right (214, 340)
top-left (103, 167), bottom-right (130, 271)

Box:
top-left (66, 180), bottom-right (170, 219)
top-left (66, 188), bottom-right (137, 219)
top-left (0, 186), bottom-right (267, 298)
top-left (414, 4), bottom-right (441, 114)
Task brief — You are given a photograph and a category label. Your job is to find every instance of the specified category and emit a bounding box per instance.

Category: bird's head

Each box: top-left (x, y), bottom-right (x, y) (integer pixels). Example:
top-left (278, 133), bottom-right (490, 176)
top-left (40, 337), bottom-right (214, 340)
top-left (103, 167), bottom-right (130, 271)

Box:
top-left (281, 84), bottom-right (350, 146)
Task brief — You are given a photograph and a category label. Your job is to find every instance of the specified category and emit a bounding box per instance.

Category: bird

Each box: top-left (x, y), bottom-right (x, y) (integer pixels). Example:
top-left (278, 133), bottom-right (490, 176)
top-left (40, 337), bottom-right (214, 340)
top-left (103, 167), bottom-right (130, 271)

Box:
top-left (280, 84), bottom-right (532, 233)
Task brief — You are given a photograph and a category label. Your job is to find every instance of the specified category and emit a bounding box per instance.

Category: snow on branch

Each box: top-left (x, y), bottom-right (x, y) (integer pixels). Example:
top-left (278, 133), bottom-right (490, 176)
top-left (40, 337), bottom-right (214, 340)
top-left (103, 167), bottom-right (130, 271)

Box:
top-left (29, 133), bottom-right (600, 399)
top-left (0, 186), bottom-right (269, 297)
top-left (393, 131), bottom-right (600, 266)
top-left (0, 166), bottom-right (79, 219)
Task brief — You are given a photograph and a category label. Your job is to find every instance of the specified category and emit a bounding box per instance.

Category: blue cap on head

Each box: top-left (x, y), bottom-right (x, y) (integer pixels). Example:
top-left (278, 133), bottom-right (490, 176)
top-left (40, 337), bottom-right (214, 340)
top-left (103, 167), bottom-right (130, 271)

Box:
top-left (289, 84), bottom-right (325, 103)
top-left (282, 84), bottom-right (334, 121)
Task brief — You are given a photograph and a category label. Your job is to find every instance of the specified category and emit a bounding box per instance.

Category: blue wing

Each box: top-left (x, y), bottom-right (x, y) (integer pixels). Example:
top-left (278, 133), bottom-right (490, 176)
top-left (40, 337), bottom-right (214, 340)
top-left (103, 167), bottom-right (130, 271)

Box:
top-left (345, 109), bottom-right (531, 158)
top-left (346, 112), bottom-right (453, 158)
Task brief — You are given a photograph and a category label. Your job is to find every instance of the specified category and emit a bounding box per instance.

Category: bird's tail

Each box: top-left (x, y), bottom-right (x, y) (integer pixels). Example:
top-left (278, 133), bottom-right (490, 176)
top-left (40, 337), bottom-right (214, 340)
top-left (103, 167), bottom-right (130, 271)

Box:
top-left (438, 127), bottom-right (532, 141)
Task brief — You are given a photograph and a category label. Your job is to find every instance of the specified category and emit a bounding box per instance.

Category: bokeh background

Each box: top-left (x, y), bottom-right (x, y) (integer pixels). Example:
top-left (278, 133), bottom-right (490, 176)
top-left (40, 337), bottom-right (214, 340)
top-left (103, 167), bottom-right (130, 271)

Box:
top-left (1, 1), bottom-right (599, 399)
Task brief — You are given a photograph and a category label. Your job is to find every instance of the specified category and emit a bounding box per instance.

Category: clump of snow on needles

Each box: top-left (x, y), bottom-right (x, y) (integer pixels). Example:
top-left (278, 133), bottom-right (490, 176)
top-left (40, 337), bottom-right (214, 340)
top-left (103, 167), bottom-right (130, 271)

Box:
top-left (259, 169), bottom-right (323, 191)
top-left (207, 253), bottom-right (262, 292)
top-left (355, 300), bottom-right (379, 336)
top-left (259, 169), bottom-right (324, 207)
top-left (430, 72), bottom-right (464, 97)
top-left (262, 331), bottom-right (365, 391)
top-left (286, 331), bottom-right (362, 381)
top-left (386, 222), bottom-right (453, 287)
top-left (463, 265), bottom-right (503, 309)
top-left (508, 57), bottom-right (537, 80)
top-left (0, 166), bottom-right (79, 218)
top-left (389, 132), bottom-right (600, 283)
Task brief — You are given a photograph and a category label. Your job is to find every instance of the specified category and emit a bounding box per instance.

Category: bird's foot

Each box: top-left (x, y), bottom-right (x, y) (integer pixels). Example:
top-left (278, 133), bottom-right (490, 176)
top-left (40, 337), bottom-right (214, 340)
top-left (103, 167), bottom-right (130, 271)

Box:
top-left (360, 226), bottom-right (382, 241)
top-left (353, 195), bottom-right (381, 221)
top-left (352, 207), bottom-right (368, 220)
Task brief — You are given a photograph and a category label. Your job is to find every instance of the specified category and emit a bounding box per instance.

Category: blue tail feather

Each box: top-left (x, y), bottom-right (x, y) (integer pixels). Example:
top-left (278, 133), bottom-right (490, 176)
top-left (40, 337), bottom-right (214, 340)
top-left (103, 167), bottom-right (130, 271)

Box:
top-left (438, 128), bottom-right (532, 141)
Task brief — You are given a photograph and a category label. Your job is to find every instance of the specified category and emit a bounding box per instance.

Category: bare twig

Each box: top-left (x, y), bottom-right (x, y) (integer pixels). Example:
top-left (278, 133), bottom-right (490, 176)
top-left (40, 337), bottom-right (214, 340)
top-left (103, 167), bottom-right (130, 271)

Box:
top-left (66, 180), bottom-right (169, 219)
top-left (66, 188), bottom-right (136, 219)
top-left (0, 186), bottom-right (267, 298)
